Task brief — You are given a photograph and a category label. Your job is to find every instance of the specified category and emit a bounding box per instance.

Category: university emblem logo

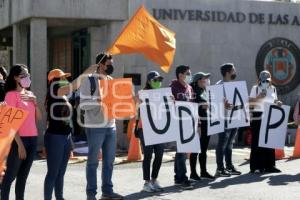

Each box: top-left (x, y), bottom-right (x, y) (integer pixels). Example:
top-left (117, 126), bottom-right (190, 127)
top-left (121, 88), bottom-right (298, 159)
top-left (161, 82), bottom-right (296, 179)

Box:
top-left (256, 38), bottom-right (300, 94)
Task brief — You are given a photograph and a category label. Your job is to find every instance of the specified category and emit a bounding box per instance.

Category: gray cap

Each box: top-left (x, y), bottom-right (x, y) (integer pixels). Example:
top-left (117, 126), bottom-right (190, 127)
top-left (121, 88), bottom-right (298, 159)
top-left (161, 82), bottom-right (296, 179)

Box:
top-left (259, 70), bottom-right (271, 82)
top-left (191, 72), bottom-right (211, 83)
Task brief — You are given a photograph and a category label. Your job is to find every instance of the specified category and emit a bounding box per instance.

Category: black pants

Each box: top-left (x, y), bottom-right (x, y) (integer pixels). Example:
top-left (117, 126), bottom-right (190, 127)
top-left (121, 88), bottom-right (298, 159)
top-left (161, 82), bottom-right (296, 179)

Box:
top-left (138, 129), bottom-right (164, 181)
top-left (250, 112), bottom-right (275, 171)
top-left (1, 137), bottom-right (37, 200)
top-left (190, 121), bottom-right (210, 175)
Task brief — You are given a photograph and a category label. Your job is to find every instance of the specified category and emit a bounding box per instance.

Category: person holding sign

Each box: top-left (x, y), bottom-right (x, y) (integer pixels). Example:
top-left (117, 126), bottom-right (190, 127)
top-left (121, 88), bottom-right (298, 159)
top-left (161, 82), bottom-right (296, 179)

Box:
top-left (43, 63), bottom-right (98, 200)
top-left (1, 64), bottom-right (42, 200)
top-left (249, 70), bottom-right (282, 173)
top-left (170, 65), bottom-right (195, 189)
top-left (80, 53), bottom-right (123, 200)
top-left (215, 63), bottom-right (242, 177)
top-left (136, 71), bottom-right (165, 193)
top-left (189, 72), bottom-right (215, 181)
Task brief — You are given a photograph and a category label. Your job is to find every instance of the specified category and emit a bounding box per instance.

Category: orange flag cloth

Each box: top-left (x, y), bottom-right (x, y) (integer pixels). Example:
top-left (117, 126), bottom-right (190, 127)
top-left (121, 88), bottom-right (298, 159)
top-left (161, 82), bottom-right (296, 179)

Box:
top-left (107, 5), bottom-right (176, 73)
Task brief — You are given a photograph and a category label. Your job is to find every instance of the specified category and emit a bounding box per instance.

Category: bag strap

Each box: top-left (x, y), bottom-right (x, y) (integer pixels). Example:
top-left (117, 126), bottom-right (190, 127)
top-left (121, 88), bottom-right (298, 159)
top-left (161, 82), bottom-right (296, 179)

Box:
top-left (88, 76), bottom-right (96, 96)
top-left (256, 86), bottom-right (258, 96)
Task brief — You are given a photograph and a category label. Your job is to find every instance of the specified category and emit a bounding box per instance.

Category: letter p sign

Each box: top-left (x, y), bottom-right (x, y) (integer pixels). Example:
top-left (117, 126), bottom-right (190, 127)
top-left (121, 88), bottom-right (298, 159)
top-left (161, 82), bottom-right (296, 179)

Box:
top-left (259, 103), bottom-right (290, 149)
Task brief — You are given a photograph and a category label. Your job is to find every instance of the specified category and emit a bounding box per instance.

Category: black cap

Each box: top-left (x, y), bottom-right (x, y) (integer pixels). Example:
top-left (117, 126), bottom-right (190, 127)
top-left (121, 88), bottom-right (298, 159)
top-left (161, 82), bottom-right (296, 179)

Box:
top-left (147, 71), bottom-right (163, 81)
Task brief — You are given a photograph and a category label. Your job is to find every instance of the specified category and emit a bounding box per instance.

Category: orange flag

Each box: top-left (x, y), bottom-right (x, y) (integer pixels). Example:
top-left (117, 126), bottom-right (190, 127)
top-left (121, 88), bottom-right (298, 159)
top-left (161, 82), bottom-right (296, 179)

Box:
top-left (0, 105), bottom-right (29, 173)
top-left (107, 5), bottom-right (176, 73)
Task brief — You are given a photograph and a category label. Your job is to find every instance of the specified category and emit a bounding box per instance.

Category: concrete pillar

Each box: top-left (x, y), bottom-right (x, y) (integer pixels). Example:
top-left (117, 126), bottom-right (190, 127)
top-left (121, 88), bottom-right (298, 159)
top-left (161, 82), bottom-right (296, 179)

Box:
top-left (13, 23), bottom-right (28, 65)
top-left (30, 18), bottom-right (47, 146)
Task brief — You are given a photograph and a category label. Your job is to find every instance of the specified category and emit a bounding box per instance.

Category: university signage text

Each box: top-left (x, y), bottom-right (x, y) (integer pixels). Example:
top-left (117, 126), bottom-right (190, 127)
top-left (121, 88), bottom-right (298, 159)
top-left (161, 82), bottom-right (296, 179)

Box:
top-left (153, 9), bottom-right (300, 26)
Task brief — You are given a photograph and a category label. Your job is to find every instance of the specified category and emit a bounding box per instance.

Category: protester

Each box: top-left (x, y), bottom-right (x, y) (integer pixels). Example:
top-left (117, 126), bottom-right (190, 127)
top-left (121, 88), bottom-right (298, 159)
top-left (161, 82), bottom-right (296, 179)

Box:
top-left (0, 66), bottom-right (8, 101)
top-left (170, 65), bottom-right (195, 189)
top-left (43, 63), bottom-right (99, 200)
top-left (215, 63), bottom-right (242, 177)
top-left (294, 99), bottom-right (300, 126)
top-left (136, 71), bottom-right (165, 193)
top-left (80, 53), bottom-right (123, 200)
top-left (189, 72), bottom-right (215, 181)
top-left (1, 64), bottom-right (42, 200)
top-left (249, 70), bottom-right (282, 173)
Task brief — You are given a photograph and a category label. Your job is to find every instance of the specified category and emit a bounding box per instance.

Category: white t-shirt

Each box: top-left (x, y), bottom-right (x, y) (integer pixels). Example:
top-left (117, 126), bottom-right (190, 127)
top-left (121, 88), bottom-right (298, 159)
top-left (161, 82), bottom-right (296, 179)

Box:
top-left (249, 84), bottom-right (278, 112)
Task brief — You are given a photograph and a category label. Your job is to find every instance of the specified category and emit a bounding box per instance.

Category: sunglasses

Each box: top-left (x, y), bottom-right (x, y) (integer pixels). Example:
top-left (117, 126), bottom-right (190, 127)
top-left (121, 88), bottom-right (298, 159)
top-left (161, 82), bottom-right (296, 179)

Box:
top-left (261, 80), bottom-right (270, 83)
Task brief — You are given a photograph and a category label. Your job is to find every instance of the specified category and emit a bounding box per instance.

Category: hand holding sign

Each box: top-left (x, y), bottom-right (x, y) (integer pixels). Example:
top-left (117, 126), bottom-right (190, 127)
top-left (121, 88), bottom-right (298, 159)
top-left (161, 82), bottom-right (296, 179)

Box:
top-left (0, 105), bottom-right (28, 174)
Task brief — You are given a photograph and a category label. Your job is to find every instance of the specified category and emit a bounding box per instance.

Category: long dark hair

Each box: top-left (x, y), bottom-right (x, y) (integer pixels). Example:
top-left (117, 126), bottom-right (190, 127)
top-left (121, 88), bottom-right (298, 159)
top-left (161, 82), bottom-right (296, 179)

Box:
top-left (144, 80), bottom-right (152, 90)
top-left (5, 64), bottom-right (28, 93)
top-left (190, 81), bottom-right (202, 102)
top-left (44, 77), bottom-right (61, 111)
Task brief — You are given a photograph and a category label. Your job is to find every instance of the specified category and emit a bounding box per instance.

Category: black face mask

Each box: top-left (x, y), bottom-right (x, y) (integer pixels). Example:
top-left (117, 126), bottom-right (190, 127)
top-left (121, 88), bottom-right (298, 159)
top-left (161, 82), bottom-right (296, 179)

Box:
top-left (105, 65), bottom-right (114, 75)
top-left (231, 73), bottom-right (237, 80)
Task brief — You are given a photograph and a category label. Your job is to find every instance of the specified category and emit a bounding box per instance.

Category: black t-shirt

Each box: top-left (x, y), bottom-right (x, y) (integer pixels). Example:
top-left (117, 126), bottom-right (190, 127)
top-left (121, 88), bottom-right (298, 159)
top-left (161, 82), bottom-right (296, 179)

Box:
top-left (193, 86), bottom-right (208, 120)
top-left (46, 84), bottom-right (72, 135)
top-left (0, 80), bottom-right (5, 102)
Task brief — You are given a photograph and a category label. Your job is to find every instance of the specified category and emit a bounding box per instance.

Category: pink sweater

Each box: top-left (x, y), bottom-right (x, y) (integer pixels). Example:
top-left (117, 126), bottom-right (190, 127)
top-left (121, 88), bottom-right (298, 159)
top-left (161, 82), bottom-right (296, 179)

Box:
top-left (5, 91), bottom-right (38, 137)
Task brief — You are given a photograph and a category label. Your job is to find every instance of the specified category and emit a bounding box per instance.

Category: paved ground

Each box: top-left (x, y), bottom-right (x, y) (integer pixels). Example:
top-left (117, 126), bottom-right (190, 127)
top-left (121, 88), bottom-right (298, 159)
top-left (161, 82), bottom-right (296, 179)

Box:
top-left (6, 147), bottom-right (300, 200)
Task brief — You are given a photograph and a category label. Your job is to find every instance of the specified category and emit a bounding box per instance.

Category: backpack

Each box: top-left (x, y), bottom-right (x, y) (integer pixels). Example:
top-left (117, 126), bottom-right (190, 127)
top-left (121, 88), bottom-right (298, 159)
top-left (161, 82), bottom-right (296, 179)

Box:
top-left (75, 75), bottom-right (97, 127)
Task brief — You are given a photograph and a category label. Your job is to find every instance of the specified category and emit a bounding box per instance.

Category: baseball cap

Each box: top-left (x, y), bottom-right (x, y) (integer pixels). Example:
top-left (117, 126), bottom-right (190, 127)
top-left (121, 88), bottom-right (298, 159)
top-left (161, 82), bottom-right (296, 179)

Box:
top-left (191, 72), bottom-right (210, 83)
top-left (147, 71), bottom-right (163, 81)
top-left (48, 69), bottom-right (71, 82)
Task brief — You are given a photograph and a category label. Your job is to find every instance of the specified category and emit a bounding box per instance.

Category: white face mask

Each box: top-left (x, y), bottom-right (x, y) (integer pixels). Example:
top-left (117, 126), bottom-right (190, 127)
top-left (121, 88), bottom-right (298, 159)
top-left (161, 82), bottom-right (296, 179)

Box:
top-left (205, 79), bottom-right (211, 87)
top-left (184, 75), bottom-right (191, 84)
top-left (261, 82), bottom-right (269, 90)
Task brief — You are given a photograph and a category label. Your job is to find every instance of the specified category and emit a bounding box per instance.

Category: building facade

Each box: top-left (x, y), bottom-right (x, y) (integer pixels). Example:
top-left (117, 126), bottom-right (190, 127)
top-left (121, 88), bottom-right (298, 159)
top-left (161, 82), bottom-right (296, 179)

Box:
top-left (0, 0), bottom-right (299, 149)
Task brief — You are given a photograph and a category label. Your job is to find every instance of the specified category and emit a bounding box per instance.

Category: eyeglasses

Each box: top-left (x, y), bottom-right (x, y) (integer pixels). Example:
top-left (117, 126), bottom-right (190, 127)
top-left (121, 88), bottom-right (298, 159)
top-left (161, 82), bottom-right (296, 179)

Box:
top-left (261, 80), bottom-right (270, 83)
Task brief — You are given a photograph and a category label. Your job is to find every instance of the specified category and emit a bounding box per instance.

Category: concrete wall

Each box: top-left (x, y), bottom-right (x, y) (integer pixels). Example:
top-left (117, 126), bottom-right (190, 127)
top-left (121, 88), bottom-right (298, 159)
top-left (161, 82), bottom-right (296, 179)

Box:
top-left (0, 0), bottom-right (128, 30)
top-left (111, 0), bottom-right (300, 109)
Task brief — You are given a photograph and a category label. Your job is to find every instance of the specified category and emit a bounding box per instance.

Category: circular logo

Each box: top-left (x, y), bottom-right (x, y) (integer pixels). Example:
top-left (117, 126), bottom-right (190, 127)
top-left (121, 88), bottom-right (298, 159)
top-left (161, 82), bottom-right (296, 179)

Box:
top-left (256, 37), bottom-right (300, 94)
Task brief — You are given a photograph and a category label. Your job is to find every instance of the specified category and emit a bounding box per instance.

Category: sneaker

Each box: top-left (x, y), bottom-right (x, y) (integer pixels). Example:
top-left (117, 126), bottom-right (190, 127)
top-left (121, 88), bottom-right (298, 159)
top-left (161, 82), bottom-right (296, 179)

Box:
top-left (187, 179), bottom-right (196, 186)
top-left (190, 173), bottom-right (201, 182)
top-left (201, 172), bottom-right (215, 180)
top-left (152, 181), bottom-right (164, 192)
top-left (215, 169), bottom-right (231, 177)
top-left (101, 192), bottom-right (124, 200)
top-left (178, 180), bottom-right (194, 190)
top-left (250, 169), bottom-right (264, 174)
top-left (226, 167), bottom-right (242, 175)
top-left (265, 167), bottom-right (281, 173)
top-left (142, 182), bottom-right (155, 193)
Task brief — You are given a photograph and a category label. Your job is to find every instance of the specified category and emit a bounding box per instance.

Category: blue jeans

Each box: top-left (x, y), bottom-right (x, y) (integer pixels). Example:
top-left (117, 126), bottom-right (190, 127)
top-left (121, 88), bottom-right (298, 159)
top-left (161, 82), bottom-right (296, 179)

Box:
top-left (1, 137), bottom-right (37, 200)
top-left (44, 132), bottom-right (71, 200)
top-left (216, 128), bottom-right (237, 170)
top-left (85, 127), bottom-right (116, 198)
top-left (174, 153), bottom-right (188, 183)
